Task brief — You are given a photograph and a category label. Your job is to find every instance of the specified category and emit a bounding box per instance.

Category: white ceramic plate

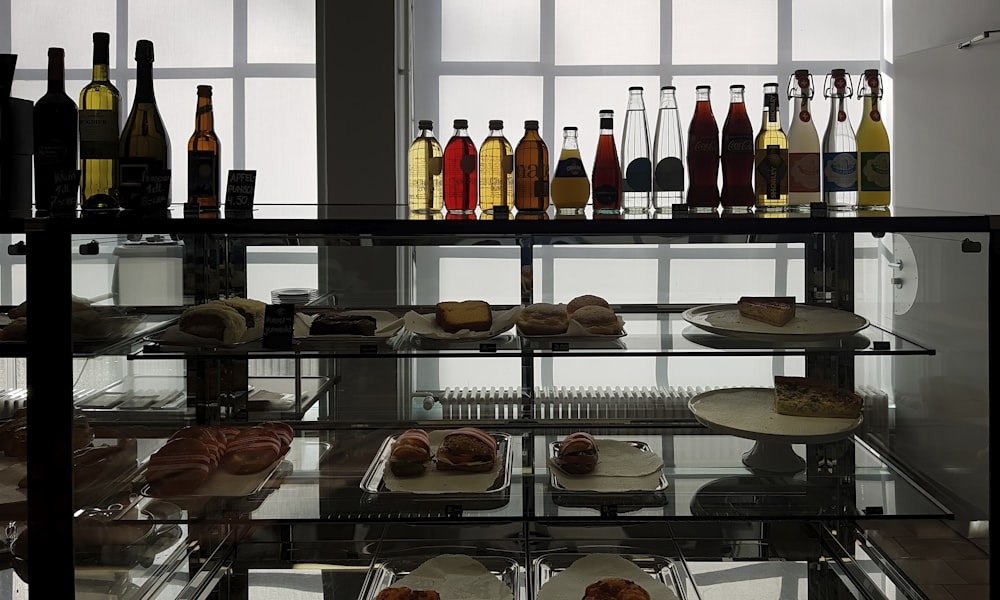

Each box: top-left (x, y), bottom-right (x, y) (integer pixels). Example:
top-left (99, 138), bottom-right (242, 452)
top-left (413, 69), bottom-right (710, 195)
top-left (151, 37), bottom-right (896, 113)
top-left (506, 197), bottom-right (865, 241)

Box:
top-left (682, 303), bottom-right (868, 341)
top-left (688, 387), bottom-right (862, 444)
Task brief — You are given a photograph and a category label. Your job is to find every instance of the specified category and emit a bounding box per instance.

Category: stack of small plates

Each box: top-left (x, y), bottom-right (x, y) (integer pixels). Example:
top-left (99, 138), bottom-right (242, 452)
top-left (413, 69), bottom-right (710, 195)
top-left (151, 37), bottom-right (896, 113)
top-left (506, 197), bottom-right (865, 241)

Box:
top-left (270, 288), bottom-right (319, 305)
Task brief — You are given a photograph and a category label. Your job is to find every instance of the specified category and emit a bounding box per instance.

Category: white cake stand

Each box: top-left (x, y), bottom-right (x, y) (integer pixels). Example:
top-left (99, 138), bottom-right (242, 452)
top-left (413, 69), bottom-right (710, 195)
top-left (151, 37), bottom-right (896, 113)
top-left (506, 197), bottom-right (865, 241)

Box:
top-left (688, 387), bottom-right (862, 474)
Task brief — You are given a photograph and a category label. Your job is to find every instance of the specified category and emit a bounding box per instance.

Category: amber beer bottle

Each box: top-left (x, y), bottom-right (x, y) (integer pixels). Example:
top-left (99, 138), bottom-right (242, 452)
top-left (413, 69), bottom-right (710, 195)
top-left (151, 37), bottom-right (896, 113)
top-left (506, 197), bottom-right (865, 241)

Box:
top-left (514, 120), bottom-right (549, 212)
top-left (754, 82), bottom-right (789, 211)
top-left (720, 84), bottom-right (755, 211)
top-left (443, 119), bottom-right (477, 213)
top-left (187, 85), bottom-right (221, 213)
top-left (686, 85), bottom-right (720, 212)
top-left (591, 109), bottom-right (622, 214)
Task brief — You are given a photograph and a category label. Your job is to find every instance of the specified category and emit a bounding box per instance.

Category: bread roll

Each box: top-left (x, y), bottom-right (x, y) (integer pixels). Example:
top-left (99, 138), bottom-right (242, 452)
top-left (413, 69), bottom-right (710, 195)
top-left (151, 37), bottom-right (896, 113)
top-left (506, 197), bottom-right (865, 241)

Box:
top-left (146, 438), bottom-right (214, 496)
top-left (516, 303), bottom-right (569, 335)
top-left (435, 427), bottom-right (497, 472)
top-left (221, 427), bottom-right (282, 475)
top-left (555, 431), bottom-right (599, 474)
top-left (571, 305), bottom-right (621, 335)
top-left (178, 303), bottom-right (247, 344)
top-left (566, 294), bottom-right (610, 315)
top-left (218, 297), bottom-right (267, 336)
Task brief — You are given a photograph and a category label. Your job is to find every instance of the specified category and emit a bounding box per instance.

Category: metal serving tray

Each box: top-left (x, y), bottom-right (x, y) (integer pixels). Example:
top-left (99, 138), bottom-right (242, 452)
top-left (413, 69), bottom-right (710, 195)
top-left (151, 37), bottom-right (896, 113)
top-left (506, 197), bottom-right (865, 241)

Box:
top-left (533, 552), bottom-right (693, 600)
top-left (547, 440), bottom-right (669, 512)
top-left (360, 432), bottom-right (513, 511)
top-left (359, 554), bottom-right (525, 600)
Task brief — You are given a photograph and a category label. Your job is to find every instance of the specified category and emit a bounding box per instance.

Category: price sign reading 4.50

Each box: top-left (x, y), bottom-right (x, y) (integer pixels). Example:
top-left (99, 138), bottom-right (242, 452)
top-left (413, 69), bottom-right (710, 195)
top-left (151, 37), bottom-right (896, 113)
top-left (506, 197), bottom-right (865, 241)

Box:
top-left (225, 170), bottom-right (257, 212)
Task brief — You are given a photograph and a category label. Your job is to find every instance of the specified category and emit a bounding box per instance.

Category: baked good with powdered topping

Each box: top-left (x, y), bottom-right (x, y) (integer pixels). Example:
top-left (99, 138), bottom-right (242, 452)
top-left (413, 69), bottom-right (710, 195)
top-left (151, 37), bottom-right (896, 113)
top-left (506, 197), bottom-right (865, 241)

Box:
top-left (435, 427), bottom-right (497, 472)
top-left (774, 376), bottom-right (863, 419)
top-left (571, 305), bottom-right (621, 335)
top-left (517, 303), bottom-right (569, 335)
top-left (435, 300), bottom-right (492, 333)
top-left (737, 296), bottom-right (796, 327)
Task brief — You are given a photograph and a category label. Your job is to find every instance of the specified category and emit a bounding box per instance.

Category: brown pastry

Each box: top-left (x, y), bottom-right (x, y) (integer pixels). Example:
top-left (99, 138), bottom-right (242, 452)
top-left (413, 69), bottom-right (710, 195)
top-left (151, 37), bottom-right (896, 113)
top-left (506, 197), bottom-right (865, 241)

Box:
top-left (389, 428), bottom-right (432, 476)
top-left (583, 578), bottom-right (651, 600)
top-left (220, 427), bottom-right (283, 475)
top-left (516, 303), bottom-right (569, 335)
top-left (146, 438), bottom-right (215, 496)
top-left (435, 427), bottom-right (497, 473)
top-left (375, 587), bottom-right (441, 600)
top-left (309, 313), bottom-right (377, 336)
top-left (218, 297), bottom-right (267, 337)
top-left (774, 376), bottom-right (863, 419)
top-left (178, 303), bottom-right (247, 344)
top-left (737, 296), bottom-right (796, 327)
top-left (0, 317), bottom-right (27, 341)
top-left (555, 432), bottom-right (599, 474)
top-left (435, 300), bottom-right (492, 333)
top-left (571, 305), bottom-right (621, 335)
top-left (261, 421), bottom-right (295, 453)
top-left (169, 426), bottom-right (226, 467)
top-left (566, 294), bottom-right (610, 316)
top-left (6, 300), bottom-right (27, 319)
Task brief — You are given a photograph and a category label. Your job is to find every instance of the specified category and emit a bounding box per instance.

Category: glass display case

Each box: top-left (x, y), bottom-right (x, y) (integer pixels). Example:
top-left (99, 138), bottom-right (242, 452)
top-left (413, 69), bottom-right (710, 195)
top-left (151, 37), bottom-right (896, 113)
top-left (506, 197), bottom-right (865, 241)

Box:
top-left (3, 208), bottom-right (993, 599)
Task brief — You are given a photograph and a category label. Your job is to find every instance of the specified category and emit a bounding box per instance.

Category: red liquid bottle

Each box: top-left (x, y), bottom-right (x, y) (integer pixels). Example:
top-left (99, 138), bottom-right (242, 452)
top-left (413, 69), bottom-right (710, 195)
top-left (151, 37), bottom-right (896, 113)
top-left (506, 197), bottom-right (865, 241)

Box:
top-left (686, 85), bottom-right (720, 212)
top-left (443, 118), bottom-right (477, 212)
top-left (592, 109), bottom-right (622, 213)
top-left (720, 84), bottom-right (755, 211)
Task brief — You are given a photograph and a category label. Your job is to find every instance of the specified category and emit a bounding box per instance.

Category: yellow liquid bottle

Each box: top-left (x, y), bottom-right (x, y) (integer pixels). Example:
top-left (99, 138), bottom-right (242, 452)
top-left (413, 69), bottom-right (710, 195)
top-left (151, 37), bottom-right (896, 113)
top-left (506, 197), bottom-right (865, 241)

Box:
top-left (550, 126), bottom-right (590, 213)
top-left (857, 69), bottom-right (890, 209)
top-left (755, 82), bottom-right (788, 211)
top-left (407, 120), bottom-right (443, 213)
top-left (479, 119), bottom-right (514, 213)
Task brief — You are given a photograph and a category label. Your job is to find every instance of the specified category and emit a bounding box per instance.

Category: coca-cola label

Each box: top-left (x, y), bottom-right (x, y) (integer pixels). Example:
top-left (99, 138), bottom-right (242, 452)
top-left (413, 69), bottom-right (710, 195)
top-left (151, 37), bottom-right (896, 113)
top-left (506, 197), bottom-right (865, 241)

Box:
top-left (623, 157), bottom-right (652, 192)
top-left (788, 152), bottom-right (820, 193)
top-left (755, 145), bottom-right (787, 199)
top-left (654, 157), bottom-right (684, 192)
top-left (722, 134), bottom-right (753, 154)
top-left (554, 156), bottom-right (586, 178)
top-left (765, 93), bottom-right (779, 122)
top-left (860, 152), bottom-right (890, 191)
top-left (691, 136), bottom-right (718, 154)
top-left (822, 152), bottom-right (858, 191)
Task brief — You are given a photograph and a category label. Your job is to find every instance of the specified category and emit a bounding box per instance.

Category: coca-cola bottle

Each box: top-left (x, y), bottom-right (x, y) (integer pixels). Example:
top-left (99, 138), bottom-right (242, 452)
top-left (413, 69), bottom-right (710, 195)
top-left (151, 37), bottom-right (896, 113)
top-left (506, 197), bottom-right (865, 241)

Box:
top-left (592, 109), bottom-right (622, 214)
top-left (686, 85), bottom-right (720, 212)
top-left (620, 86), bottom-right (652, 213)
top-left (652, 86), bottom-right (684, 212)
top-left (720, 84), bottom-right (755, 211)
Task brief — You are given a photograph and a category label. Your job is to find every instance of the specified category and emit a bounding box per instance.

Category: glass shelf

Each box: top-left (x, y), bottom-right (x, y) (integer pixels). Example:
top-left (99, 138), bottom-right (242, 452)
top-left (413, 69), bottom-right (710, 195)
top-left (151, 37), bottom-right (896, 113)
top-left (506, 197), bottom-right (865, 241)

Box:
top-left (123, 312), bottom-right (932, 360)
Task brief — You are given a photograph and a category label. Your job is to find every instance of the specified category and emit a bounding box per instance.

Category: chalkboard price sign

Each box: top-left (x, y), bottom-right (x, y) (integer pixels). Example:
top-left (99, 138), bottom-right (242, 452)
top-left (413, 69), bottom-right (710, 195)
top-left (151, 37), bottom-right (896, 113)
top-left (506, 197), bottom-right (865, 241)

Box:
top-left (225, 170), bottom-right (257, 211)
top-left (262, 304), bottom-right (295, 350)
top-left (140, 170), bottom-right (171, 211)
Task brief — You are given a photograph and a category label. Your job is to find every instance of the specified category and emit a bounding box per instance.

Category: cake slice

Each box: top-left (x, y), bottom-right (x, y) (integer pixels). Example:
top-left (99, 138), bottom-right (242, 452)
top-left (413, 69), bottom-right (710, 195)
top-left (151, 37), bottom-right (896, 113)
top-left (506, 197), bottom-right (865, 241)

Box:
top-left (737, 296), bottom-right (796, 327)
top-left (435, 300), bottom-right (492, 333)
top-left (773, 376), bottom-right (863, 419)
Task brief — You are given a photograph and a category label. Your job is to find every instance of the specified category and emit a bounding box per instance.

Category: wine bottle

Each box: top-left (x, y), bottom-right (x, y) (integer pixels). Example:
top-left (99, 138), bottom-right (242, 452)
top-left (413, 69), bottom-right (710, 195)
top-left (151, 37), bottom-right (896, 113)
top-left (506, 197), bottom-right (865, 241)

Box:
top-left (119, 39), bottom-right (170, 213)
top-left (79, 32), bottom-right (121, 206)
top-left (187, 85), bottom-right (221, 213)
top-left (33, 47), bottom-right (78, 214)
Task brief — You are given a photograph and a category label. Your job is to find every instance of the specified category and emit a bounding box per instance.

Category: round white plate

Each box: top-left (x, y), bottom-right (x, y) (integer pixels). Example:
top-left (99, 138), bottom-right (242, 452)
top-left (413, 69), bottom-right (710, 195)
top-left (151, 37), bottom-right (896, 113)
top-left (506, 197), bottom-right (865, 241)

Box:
top-left (682, 304), bottom-right (868, 341)
top-left (688, 387), bottom-right (862, 444)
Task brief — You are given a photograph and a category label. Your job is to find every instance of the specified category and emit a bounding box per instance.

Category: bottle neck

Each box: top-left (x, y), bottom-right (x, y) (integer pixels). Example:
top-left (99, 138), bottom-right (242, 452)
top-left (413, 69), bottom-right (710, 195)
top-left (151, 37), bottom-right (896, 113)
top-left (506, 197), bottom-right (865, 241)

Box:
top-left (523, 128), bottom-right (540, 140)
top-left (194, 95), bottom-right (214, 132)
top-left (134, 59), bottom-right (155, 103)
top-left (729, 89), bottom-right (745, 104)
top-left (599, 114), bottom-right (613, 134)
top-left (92, 38), bottom-right (110, 83)
top-left (695, 89), bottom-right (711, 103)
top-left (453, 127), bottom-right (469, 138)
top-left (760, 91), bottom-right (781, 128)
top-left (419, 128), bottom-right (435, 139)
top-left (562, 132), bottom-right (579, 150)
top-left (659, 91), bottom-right (677, 110)
top-left (626, 91), bottom-right (644, 110)
top-left (47, 54), bottom-right (65, 94)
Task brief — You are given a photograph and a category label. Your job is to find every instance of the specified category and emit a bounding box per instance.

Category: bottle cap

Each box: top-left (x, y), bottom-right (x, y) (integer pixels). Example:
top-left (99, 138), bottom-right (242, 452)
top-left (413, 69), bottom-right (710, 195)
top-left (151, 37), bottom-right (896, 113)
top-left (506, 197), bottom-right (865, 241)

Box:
top-left (93, 32), bottom-right (110, 45)
top-left (197, 85), bottom-right (213, 96)
top-left (794, 68), bottom-right (810, 77)
top-left (629, 86), bottom-right (643, 91)
top-left (135, 39), bottom-right (154, 62)
top-left (489, 119), bottom-right (503, 129)
top-left (661, 85), bottom-right (676, 90)
top-left (418, 119), bottom-right (434, 129)
top-left (863, 68), bottom-right (879, 77)
top-left (831, 68), bottom-right (847, 76)
top-left (524, 120), bottom-right (539, 129)
top-left (47, 47), bottom-right (65, 58)
top-left (599, 109), bottom-right (614, 114)
top-left (453, 119), bottom-right (468, 128)
top-left (765, 82), bottom-right (780, 87)
top-left (563, 126), bottom-right (578, 131)
top-left (696, 85), bottom-right (711, 90)
top-left (730, 84), bottom-right (745, 90)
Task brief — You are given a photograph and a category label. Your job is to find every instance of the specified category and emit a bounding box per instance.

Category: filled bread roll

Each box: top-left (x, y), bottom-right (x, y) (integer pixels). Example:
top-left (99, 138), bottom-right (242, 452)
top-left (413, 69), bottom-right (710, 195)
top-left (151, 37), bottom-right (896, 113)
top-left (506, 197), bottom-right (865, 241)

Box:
top-left (555, 431), bottom-right (599, 474)
top-left (389, 428), bottom-right (432, 476)
top-left (435, 427), bottom-right (497, 472)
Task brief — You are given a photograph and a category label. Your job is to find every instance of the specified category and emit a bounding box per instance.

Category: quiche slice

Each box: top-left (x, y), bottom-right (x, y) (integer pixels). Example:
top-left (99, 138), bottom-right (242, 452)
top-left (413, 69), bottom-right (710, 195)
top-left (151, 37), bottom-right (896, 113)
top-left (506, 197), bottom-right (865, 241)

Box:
top-left (773, 376), bottom-right (863, 419)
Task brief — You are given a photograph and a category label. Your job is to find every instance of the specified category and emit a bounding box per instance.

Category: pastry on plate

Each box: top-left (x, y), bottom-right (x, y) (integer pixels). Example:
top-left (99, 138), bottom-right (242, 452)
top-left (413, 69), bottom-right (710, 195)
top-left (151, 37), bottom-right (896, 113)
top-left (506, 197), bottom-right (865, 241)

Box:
top-left (517, 303), bottom-right (569, 335)
top-left (375, 587), bottom-right (441, 600)
top-left (389, 428), bottom-right (432, 476)
top-left (555, 432), bottom-right (599, 474)
top-left (178, 303), bottom-right (247, 344)
top-left (567, 294), bottom-right (610, 316)
top-left (435, 300), bottom-right (492, 333)
top-left (773, 376), bottom-right (863, 419)
top-left (309, 313), bottom-right (377, 336)
top-left (571, 305), bottom-right (621, 335)
top-left (435, 427), bottom-right (497, 472)
top-left (583, 578), bottom-right (651, 600)
top-left (737, 296), bottom-right (796, 327)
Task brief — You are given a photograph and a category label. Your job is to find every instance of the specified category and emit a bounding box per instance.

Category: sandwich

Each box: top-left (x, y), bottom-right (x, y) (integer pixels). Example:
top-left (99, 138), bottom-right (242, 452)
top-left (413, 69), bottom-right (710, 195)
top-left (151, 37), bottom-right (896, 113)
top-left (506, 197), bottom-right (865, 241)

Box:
top-left (435, 427), bottom-right (497, 473)
top-left (555, 431), bottom-right (599, 474)
top-left (389, 429), bottom-right (432, 476)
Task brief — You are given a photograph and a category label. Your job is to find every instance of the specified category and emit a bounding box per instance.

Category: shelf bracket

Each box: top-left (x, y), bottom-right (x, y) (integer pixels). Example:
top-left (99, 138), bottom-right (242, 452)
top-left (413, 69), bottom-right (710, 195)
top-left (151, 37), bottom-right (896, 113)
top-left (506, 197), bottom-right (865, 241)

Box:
top-left (958, 30), bottom-right (998, 49)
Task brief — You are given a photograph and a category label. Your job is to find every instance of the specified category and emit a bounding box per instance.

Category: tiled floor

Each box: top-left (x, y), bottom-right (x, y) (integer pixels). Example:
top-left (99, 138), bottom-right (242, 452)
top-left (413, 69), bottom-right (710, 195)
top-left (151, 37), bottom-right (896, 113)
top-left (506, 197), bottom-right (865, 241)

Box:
top-left (861, 519), bottom-right (990, 600)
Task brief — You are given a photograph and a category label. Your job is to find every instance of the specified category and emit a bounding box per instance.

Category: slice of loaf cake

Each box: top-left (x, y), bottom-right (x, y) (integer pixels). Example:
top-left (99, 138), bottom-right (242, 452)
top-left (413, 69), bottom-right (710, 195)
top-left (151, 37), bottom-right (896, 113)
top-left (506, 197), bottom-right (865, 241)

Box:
top-left (435, 300), bottom-right (492, 333)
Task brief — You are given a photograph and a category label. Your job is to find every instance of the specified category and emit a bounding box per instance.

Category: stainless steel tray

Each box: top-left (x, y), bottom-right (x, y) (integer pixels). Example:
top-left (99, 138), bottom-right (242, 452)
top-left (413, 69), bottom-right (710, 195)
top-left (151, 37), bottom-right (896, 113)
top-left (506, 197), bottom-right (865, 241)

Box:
top-left (359, 554), bottom-right (525, 600)
top-left (547, 440), bottom-right (669, 511)
top-left (361, 432), bottom-right (512, 509)
top-left (533, 552), bottom-right (691, 600)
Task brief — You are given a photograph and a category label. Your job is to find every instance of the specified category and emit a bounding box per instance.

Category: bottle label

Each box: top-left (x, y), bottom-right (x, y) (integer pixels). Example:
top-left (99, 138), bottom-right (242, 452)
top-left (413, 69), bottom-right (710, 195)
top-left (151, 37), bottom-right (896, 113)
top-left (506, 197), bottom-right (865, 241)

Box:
top-left (188, 150), bottom-right (220, 199)
top-left (788, 152), bottom-right (820, 193)
top-left (460, 155), bottom-right (476, 174)
top-left (691, 136), bottom-right (719, 155)
top-left (822, 152), bottom-right (858, 191)
top-left (79, 109), bottom-right (119, 159)
top-left (722, 134), bottom-right (754, 154)
top-left (120, 159), bottom-right (170, 210)
top-left (593, 185), bottom-right (619, 209)
top-left (654, 157), bottom-right (684, 192)
top-left (765, 93), bottom-right (779, 122)
top-left (554, 157), bottom-right (586, 178)
top-left (623, 158), bottom-right (652, 192)
top-left (428, 156), bottom-right (443, 175)
top-left (799, 110), bottom-right (811, 123)
top-left (755, 145), bottom-right (787, 199)
top-left (870, 109), bottom-right (881, 122)
top-left (860, 152), bottom-right (890, 191)
top-left (501, 155), bottom-right (514, 174)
